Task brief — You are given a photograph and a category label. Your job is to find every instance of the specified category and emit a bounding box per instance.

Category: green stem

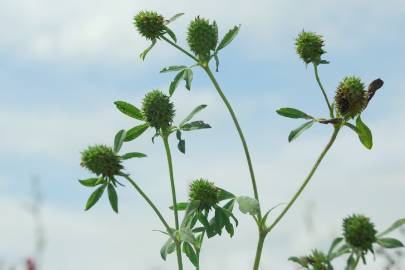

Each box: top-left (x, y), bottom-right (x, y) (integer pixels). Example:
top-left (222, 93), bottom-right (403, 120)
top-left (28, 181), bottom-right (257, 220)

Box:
top-left (352, 254), bottom-right (361, 270)
top-left (123, 175), bottom-right (172, 236)
top-left (162, 135), bottom-right (183, 270)
top-left (313, 63), bottom-right (333, 118)
top-left (266, 126), bottom-right (340, 235)
top-left (252, 231), bottom-right (267, 270)
top-left (161, 36), bottom-right (199, 62)
top-left (203, 66), bottom-right (261, 217)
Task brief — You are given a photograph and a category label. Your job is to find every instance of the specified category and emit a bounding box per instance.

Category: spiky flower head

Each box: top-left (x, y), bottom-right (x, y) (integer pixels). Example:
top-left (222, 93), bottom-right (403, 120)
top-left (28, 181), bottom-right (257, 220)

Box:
top-left (187, 17), bottom-right (218, 61)
top-left (335, 76), bottom-right (368, 119)
top-left (189, 178), bottom-right (219, 211)
top-left (295, 31), bottom-right (325, 64)
top-left (306, 250), bottom-right (329, 270)
top-left (343, 214), bottom-right (377, 252)
top-left (142, 90), bottom-right (175, 132)
top-left (80, 145), bottom-right (123, 178)
top-left (134, 11), bottom-right (165, 40)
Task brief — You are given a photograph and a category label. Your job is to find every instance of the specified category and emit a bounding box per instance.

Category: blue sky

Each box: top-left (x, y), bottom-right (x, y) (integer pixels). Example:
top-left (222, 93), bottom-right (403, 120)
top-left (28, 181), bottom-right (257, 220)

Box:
top-left (1, 0), bottom-right (405, 269)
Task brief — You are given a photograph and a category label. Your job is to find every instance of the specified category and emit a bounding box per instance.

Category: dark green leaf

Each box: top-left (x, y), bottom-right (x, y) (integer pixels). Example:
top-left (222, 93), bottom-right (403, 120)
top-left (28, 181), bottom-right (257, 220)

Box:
top-left (160, 239), bottom-right (176, 261)
top-left (214, 207), bottom-right (226, 234)
top-left (178, 139), bottom-right (185, 154)
top-left (183, 68), bottom-right (193, 90)
top-left (276, 107), bottom-right (313, 119)
top-left (180, 105), bottom-right (208, 127)
top-left (85, 184), bottom-right (106, 211)
top-left (378, 218), bottom-right (405, 237)
top-left (79, 178), bottom-right (100, 187)
top-left (356, 116), bottom-right (373, 149)
top-left (164, 26), bottom-right (177, 43)
top-left (320, 60), bottom-right (330, 64)
top-left (140, 39), bottom-right (156, 60)
top-left (377, 238), bottom-right (404, 248)
top-left (107, 184), bottom-right (118, 213)
top-left (218, 188), bottom-right (236, 201)
top-left (288, 120), bottom-right (314, 142)
top-left (214, 53), bottom-right (220, 72)
top-left (169, 202), bottom-right (189, 211)
top-left (236, 196), bottom-right (260, 216)
top-left (216, 25), bottom-right (240, 52)
top-left (114, 101), bottom-right (143, 120)
top-left (345, 254), bottom-right (356, 270)
top-left (196, 212), bottom-right (210, 228)
top-left (224, 221), bottom-right (234, 237)
top-left (160, 65), bottom-right (187, 73)
top-left (169, 70), bottom-right (186, 96)
top-left (167, 13), bottom-right (184, 24)
top-left (125, 123), bottom-right (149, 142)
top-left (114, 129), bottom-right (127, 153)
top-left (183, 242), bottom-right (198, 267)
top-left (121, 152), bottom-right (147, 159)
top-left (181, 121), bottom-right (211, 131)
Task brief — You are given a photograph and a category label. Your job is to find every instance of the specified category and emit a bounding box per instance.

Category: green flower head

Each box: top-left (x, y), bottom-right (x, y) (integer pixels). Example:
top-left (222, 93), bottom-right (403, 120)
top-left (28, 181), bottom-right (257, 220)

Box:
top-left (187, 17), bottom-right (218, 61)
top-left (295, 31), bottom-right (325, 64)
top-left (307, 250), bottom-right (329, 270)
top-left (343, 214), bottom-right (377, 252)
top-left (189, 178), bottom-right (219, 211)
top-left (134, 11), bottom-right (165, 40)
top-left (335, 76), bottom-right (368, 119)
top-left (142, 90), bottom-right (175, 131)
top-left (80, 145), bottom-right (123, 178)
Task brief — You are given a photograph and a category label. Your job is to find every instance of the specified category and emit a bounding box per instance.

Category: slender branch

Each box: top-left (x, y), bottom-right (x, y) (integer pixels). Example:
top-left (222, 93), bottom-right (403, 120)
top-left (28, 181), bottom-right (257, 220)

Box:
top-left (266, 126), bottom-right (340, 234)
top-left (203, 66), bottom-right (261, 216)
top-left (161, 36), bottom-right (199, 62)
top-left (313, 63), bottom-right (334, 118)
top-left (123, 175), bottom-right (172, 235)
top-left (162, 135), bottom-right (183, 270)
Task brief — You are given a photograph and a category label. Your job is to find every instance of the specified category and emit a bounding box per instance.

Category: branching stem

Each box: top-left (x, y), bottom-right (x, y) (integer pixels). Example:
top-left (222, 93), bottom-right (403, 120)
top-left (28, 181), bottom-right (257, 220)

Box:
top-left (314, 63), bottom-right (334, 118)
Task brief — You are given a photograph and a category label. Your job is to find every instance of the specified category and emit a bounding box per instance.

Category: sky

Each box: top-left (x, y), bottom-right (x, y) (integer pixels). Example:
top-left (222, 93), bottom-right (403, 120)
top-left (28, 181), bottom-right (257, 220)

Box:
top-left (1, 0), bottom-right (405, 269)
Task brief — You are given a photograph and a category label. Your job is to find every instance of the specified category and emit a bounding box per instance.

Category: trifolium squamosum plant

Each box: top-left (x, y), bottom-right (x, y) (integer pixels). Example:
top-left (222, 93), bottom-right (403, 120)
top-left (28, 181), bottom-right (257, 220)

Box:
top-left (77, 11), bottom-right (404, 270)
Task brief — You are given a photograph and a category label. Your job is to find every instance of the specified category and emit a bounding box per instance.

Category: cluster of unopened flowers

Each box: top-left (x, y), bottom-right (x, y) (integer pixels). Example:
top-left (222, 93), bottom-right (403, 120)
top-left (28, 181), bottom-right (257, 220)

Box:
top-left (77, 10), bottom-right (403, 270)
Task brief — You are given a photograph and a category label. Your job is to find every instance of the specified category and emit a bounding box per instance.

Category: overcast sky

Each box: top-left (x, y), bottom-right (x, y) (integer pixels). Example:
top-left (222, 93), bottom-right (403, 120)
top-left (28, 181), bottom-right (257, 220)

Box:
top-left (1, 0), bottom-right (404, 269)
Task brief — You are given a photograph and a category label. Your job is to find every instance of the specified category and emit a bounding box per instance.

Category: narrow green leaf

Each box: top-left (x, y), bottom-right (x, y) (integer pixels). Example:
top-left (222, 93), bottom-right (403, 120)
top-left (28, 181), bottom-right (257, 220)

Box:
top-left (169, 202), bottom-right (189, 211)
top-left (217, 188), bottom-right (236, 201)
top-left (276, 107), bottom-right (313, 119)
top-left (164, 26), bottom-right (177, 43)
top-left (114, 101), bottom-right (143, 120)
top-left (289, 257), bottom-right (309, 267)
top-left (79, 178), bottom-right (100, 187)
top-left (178, 139), bottom-right (185, 154)
top-left (180, 105), bottom-right (208, 127)
top-left (288, 120), bottom-right (314, 142)
top-left (121, 152), bottom-right (147, 160)
top-left (236, 196), bottom-right (260, 216)
top-left (140, 39), bottom-right (156, 60)
top-left (107, 184), bottom-right (118, 213)
top-left (183, 242), bottom-right (198, 267)
top-left (169, 70), bottom-right (186, 96)
top-left (378, 218), bottom-right (405, 237)
top-left (181, 121), bottom-right (211, 131)
top-left (214, 53), bottom-right (220, 72)
top-left (160, 65), bottom-right (187, 73)
top-left (377, 238), bottom-right (404, 248)
top-left (216, 25), bottom-right (240, 52)
top-left (167, 13), bottom-right (184, 24)
top-left (328, 237), bottom-right (344, 258)
top-left (114, 129), bottom-right (127, 153)
top-left (85, 184), bottom-right (106, 211)
top-left (356, 116), bottom-right (373, 149)
top-left (160, 239), bottom-right (176, 261)
top-left (125, 123), bottom-right (149, 142)
top-left (183, 68), bottom-right (193, 90)
top-left (214, 207), bottom-right (226, 234)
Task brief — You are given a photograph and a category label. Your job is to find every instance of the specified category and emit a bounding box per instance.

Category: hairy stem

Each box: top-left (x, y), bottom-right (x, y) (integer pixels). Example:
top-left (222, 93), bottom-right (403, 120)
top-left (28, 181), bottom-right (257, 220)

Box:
top-left (162, 135), bottom-right (183, 270)
top-left (266, 126), bottom-right (340, 235)
top-left (313, 63), bottom-right (334, 118)
top-left (123, 175), bottom-right (172, 236)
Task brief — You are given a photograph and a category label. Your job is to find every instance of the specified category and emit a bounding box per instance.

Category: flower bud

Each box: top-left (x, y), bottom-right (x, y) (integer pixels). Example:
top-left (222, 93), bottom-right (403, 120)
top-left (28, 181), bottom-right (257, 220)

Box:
top-left (187, 17), bottom-right (218, 61)
top-left (189, 178), bottom-right (219, 211)
top-left (307, 250), bottom-right (329, 270)
top-left (134, 11), bottom-right (165, 40)
top-left (343, 214), bottom-right (377, 252)
top-left (335, 76), bottom-right (368, 119)
top-left (142, 90), bottom-right (175, 131)
top-left (80, 145), bottom-right (123, 177)
top-left (295, 31), bottom-right (325, 64)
